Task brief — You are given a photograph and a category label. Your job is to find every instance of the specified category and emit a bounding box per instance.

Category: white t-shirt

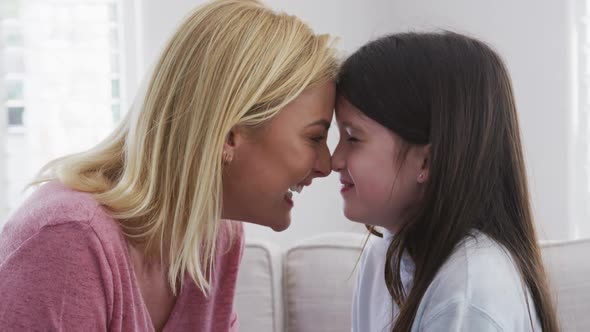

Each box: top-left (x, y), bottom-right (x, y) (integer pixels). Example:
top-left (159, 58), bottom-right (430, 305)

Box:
top-left (352, 230), bottom-right (541, 332)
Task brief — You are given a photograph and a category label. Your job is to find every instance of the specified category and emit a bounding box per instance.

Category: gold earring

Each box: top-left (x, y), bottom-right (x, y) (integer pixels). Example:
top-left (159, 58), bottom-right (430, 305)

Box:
top-left (222, 151), bottom-right (233, 164)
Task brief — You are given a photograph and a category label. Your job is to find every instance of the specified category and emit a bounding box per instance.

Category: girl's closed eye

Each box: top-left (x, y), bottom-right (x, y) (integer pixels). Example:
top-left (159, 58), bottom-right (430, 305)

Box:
top-left (344, 128), bottom-right (361, 143)
top-left (344, 126), bottom-right (362, 144)
top-left (347, 136), bottom-right (360, 143)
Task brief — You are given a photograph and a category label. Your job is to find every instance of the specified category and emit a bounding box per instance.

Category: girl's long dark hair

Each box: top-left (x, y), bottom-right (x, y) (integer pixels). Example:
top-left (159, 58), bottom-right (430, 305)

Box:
top-left (338, 32), bottom-right (559, 332)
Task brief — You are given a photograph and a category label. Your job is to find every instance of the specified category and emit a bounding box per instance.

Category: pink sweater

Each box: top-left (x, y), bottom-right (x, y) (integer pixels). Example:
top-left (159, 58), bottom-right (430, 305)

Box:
top-left (0, 182), bottom-right (244, 331)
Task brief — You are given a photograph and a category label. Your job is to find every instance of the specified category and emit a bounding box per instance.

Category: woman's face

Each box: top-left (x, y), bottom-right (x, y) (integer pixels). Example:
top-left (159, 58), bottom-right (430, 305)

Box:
top-left (222, 82), bottom-right (335, 231)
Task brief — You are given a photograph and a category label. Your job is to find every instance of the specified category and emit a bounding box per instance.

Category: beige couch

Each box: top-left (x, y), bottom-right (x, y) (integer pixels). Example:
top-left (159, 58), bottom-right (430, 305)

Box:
top-left (235, 233), bottom-right (590, 332)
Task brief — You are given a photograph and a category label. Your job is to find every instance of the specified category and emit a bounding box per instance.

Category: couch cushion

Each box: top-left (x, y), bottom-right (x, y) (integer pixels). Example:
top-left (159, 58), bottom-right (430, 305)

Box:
top-left (284, 232), bottom-right (366, 332)
top-left (235, 240), bottom-right (283, 332)
top-left (541, 238), bottom-right (590, 331)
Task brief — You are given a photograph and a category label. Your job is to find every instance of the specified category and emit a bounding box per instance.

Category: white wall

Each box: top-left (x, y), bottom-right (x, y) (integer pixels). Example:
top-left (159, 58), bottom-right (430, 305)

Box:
top-left (125, 0), bottom-right (581, 246)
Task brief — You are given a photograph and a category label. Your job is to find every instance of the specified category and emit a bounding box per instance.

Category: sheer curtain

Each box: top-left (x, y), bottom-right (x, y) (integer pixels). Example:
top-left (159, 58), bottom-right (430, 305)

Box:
top-left (0, 0), bottom-right (125, 226)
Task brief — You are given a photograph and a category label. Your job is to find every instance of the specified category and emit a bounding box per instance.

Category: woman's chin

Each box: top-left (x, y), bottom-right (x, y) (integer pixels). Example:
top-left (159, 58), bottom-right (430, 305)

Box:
top-left (240, 215), bottom-right (291, 232)
top-left (269, 218), bottom-right (291, 232)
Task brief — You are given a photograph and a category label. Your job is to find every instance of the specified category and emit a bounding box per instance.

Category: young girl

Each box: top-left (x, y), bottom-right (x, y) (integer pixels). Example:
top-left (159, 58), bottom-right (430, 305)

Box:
top-left (0, 0), bottom-right (337, 330)
top-left (332, 32), bottom-right (559, 331)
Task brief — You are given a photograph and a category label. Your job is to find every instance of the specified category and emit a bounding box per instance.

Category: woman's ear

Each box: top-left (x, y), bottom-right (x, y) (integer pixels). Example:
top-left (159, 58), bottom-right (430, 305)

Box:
top-left (416, 144), bottom-right (431, 184)
top-left (222, 127), bottom-right (243, 165)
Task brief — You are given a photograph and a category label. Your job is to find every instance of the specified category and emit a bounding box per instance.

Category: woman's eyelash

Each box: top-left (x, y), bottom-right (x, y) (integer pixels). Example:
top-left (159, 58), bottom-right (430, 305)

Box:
top-left (312, 136), bottom-right (326, 142)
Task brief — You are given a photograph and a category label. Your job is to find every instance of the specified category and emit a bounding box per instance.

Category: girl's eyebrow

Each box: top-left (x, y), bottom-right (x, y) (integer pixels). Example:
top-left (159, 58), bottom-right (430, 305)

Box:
top-left (338, 120), bottom-right (365, 134)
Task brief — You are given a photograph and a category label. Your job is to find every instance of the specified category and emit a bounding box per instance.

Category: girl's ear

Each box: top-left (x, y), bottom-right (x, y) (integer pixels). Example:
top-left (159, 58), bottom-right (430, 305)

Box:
top-left (416, 144), bottom-right (431, 184)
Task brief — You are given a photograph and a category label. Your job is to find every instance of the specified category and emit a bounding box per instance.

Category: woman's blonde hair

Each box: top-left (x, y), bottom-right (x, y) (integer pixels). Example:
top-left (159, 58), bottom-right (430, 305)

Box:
top-left (33, 0), bottom-right (338, 294)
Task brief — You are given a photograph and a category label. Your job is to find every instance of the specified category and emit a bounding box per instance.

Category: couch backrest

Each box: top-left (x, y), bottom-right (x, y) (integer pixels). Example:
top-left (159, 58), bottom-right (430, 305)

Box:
top-left (541, 238), bottom-right (590, 332)
top-left (283, 232), bottom-right (365, 332)
top-left (235, 240), bottom-right (283, 332)
top-left (236, 234), bottom-right (590, 332)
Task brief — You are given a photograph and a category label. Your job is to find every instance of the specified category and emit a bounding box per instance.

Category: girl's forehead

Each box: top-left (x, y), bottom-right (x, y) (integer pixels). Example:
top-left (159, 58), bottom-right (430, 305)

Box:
top-left (335, 100), bottom-right (370, 128)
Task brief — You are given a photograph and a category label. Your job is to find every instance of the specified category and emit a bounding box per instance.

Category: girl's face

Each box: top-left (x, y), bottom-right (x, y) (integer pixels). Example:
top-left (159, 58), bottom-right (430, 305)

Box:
top-left (331, 97), bottom-right (429, 233)
top-left (222, 82), bottom-right (335, 232)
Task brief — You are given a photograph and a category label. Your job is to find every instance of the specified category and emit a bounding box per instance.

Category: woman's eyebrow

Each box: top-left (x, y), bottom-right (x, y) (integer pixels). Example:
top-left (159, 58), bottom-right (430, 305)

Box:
top-left (306, 119), bottom-right (331, 130)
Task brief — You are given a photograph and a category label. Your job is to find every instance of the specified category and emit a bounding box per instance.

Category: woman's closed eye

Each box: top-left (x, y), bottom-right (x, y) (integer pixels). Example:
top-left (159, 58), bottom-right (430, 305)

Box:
top-left (311, 135), bottom-right (327, 143)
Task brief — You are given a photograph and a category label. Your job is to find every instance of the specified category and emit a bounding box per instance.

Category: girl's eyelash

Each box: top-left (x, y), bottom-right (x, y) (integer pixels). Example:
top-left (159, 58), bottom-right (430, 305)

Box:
top-left (347, 136), bottom-right (359, 143)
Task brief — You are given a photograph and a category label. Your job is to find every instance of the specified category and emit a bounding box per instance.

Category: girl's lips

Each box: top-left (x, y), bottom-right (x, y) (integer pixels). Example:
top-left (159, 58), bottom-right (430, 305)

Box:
top-left (340, 180), bottom-right (354, 193)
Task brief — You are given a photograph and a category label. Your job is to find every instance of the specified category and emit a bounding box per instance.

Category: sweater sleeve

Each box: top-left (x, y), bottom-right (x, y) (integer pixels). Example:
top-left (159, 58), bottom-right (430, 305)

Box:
top-left (419, 301), bottom-right (503, 332)
top-left (0, 222), bottom-right (112, 331)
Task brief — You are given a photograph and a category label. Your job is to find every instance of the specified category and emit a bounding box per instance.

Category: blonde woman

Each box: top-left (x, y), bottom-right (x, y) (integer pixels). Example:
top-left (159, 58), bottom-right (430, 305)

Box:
top-left (0, 0), bottom-right (337, 331)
